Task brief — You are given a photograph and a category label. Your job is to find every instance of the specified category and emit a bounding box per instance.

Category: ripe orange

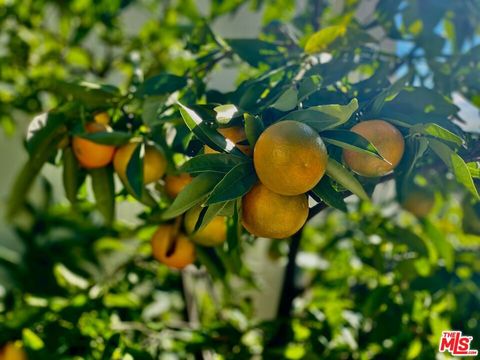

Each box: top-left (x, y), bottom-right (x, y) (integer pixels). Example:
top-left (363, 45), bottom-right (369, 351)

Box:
top-left (0, 342), bottom-right (27, 360)
top-left (253, 120), bottom-right (328, 196)
top-left (184, 206), bottom-right (227, 246)
top-left (94, 112), bottom-right (110, 125)
top-left (72, 123), bottom-right (116, 169)
top-left (164, 173), bottom-right (192, 198)
top-left (343, 120), bottom-right (405, 177)
top-left (242, 183), bottom-right (308, 239)
top-left (151, 225), bottom-right (196, 269)
top-left (114, 141), bottom-right (167, 184)
top-left (205, 126), bottom-right (251, 155)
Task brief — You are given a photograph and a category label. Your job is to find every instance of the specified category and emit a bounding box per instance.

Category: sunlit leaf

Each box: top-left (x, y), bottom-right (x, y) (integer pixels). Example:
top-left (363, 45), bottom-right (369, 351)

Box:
top-left (304, 25), bottom-right (347, 54)
top-left (326, 158), bottom-right (369, 201)
top-left (179, 102), bottom-right (244, 156)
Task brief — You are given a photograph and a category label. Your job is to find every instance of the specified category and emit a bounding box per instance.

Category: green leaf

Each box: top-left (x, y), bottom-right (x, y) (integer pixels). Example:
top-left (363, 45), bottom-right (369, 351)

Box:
top-left (326, 158), bottom-right (369, 201)
top-left (136, 73), bottom-right (187, 97)
top-left (90, 167), bottom-right (116, 225)
top-left (22, 328), bottom-right (45, 350)
top-left (282, 98), bottom-right (358, 131)
top-left (379, 87), bottom-right (459, 126)
top-left (451, 154), bottom-right (480, 200)
top-left (7, 123), bottom-right (66, 220)
top-left (196, 247), bottom-right (227, 280)
top-left (26, 111), bottom-right (67, 155)
top-left (53, 263), bottom-right (89, 290)
top-left (142, 95), bottom-right (166, 125)
top-left (103, 293), bottom-right (140, 308)
top-left (244, 113), bottom-right (264, 147)
top-left (322, 129), bottom-right (385, 160)
top-left (423, 219), bottom-right (455, 271)
top-left (178, 102), bottom-right (244, 156)
top-left (411, 123), bottom-right (464, 146)
top-left (126, 143), bottom-right (144, 198)
top-left (370, 70), bottom-right (413, 115)
top-left (388, 226), bottom-right (429, 256)
top-left (122, 182), bottom-right (158, 208)
top-left (406, 339), bottom-right (422, 360)
top-left (429, 139), bottom-right (480, 199)
top-left (467, 162), bottom-right (480, 178)
top-left (304, 25), bottom-right (347, 54)
top-left (53, 81), bottom-right (120, 107)
top-left (206, 162), bottom-right (257, 204)
top-left (181, 153), bottom-right (248, 174)
top-left (298, 75), bottom-right (322, 101)
top-left (79, 131), bottom-right (132, 146)
top-left (226, 39), bottom-right (284, 67)
top-left (214, 104), bottom-right (241, 124)
top-left (162, 173), bottom-right (223, 219)
top-left (271, 87), bottom-right (298, 112)
top-left (62, 147), bottom-right (84, 205)
top-left (192, 202), bottom-right (228, 232)
top-left (311, 177), bottom-right (348, 212)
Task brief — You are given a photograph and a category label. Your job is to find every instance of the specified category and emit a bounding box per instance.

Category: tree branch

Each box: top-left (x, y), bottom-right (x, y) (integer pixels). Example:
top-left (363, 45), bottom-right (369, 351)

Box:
top-left (268, 201), bottom-right (328, 348)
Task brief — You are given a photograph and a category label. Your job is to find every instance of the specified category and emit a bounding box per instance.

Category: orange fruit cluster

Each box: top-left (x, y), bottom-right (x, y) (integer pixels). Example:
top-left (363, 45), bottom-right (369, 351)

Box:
top-left (242, 120), bottom-right (328, 239)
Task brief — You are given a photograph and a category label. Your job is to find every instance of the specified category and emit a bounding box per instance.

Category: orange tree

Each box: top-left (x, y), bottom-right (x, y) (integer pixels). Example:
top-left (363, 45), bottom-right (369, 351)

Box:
top-left (2, 0), bottom-right (480, 358)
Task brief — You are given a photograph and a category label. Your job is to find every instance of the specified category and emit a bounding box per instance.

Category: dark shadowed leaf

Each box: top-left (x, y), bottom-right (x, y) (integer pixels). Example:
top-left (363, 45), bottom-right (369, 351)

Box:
top-left (282, 98), bottom-right (358, 131)
top-left (206, 162), bottom-right (257, 204)
top-left (162, 173), bottom-right (223, 219)
top-left (62, 147), bottom-right (84, 205)
top-left (193, 202), bottom-right (229, 232)
top-left (196, 247), bottom-right (227, 280)
top-left (54, 81), bottom-right (120, 107)
top-left (244, 113), bottom-right (264, 147)
top-left (136, 73), bottom-right (187, 97)
top-left (90, 166), bottom-right (115, 225)
top-left (181, 153), bottom-right (248, 174)
top-left (311, 177), bottom-right (348, 212)
top-left (226, 39), bottom-right (285, 67)
top-left (388, 226), bottom-right (429, 256)
top-left (322, 129), bottom-right (385, 160)
top-left (298, 75), bottom-right (323, 101)
top-left (378, 87), bottom-right (459, 126)
top-left (126, 142), bottom-right (144, 198)
top-left (79, 131), bottom-right (132, 146)
top-left (370, 70), bottom-right (413, 115)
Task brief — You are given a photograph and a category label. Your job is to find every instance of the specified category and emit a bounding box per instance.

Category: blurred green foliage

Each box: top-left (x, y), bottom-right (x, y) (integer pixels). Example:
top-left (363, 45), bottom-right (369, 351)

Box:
top-left (1, 0), bottom-right (480, 359)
